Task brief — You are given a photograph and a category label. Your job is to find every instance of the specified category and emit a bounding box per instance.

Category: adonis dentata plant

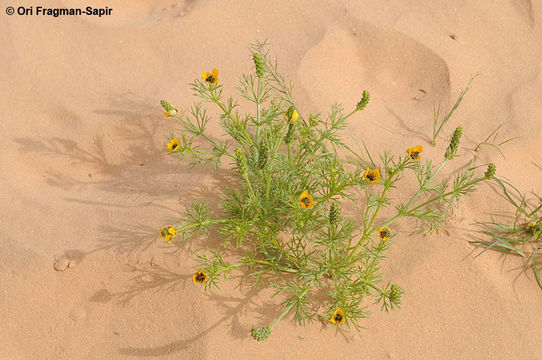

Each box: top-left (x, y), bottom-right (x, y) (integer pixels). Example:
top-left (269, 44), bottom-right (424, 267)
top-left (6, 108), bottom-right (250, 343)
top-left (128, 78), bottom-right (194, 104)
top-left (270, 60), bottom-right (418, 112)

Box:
top-left (159, 42), bottom-right (495, 340)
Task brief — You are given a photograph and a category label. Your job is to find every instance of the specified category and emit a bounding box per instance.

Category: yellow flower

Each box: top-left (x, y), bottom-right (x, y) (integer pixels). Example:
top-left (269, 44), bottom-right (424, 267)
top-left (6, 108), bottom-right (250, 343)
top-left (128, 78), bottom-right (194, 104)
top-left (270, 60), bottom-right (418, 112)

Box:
top-left (377, 227), bottom-right (390, 242)
top-left (192, 270), bottom-right (208, 285)
top-left (330, 309), bottom-right (345, 325)
top-left (202, 68), bottom-right (219, 84)
top-left (285, 107), bottom-right (299, 124)
top-left (364, 168), bottom-right (380, 183)
top-left (407, 145), bottom-right (423, 161)
top-left (299, 190), bottom-right (314, 209)
top-left (160, 226), bottom-right (176, 243)
top-left (163, 107), bottom-right (177, 118)
top-left (167, 138), bottom-right (180, 152)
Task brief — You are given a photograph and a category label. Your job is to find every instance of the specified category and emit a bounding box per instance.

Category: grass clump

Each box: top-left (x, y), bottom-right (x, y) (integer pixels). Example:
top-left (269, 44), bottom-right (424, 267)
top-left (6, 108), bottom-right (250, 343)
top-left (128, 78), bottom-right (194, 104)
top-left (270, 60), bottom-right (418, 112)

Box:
top-left (159, 42), bottom-right (493, 340)
top-left (471, 166), bottom-right (542, 290)
top-left (473, 123), bottom-right (517, 158)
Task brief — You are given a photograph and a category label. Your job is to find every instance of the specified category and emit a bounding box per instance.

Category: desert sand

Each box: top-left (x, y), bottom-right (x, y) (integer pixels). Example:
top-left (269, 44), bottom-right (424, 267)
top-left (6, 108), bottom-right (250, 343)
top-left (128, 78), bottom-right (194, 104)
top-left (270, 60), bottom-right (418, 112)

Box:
top-left (2, 0), bottom-right (542, 358)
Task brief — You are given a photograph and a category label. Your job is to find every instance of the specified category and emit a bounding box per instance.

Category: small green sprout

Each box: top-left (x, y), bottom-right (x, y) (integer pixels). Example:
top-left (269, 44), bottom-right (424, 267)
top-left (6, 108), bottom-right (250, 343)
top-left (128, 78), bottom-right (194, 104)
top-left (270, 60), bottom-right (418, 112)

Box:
top-left (431, 74), bottom-right (477, 146)
top-left (474, 123), bottom-right (518, 158)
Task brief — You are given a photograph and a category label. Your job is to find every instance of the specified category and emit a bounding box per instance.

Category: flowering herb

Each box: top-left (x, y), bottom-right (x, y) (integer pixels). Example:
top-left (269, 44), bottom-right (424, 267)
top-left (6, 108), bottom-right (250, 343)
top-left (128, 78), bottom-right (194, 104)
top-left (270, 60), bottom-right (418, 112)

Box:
top-left (159, 42), bottom-right (493, 340)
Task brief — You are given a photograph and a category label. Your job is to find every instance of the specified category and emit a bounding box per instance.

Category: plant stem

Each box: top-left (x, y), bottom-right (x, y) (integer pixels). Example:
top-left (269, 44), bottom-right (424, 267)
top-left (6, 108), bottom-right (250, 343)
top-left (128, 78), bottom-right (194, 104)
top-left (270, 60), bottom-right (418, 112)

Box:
top-left (250, 259), bottom-right (299, 273)
top-left (270, 302), bottom-right (296, 329)
top-left (407, 176), bottom-right (486, 215)
top-left (265, 125), bottom-right (288, 200)
top-left (174, 219), bottom-right (228, 231)
top-left (349, 158), bottom-right (409, 258)
top-left (350, 174), bottom-right (486, 258)
top-left (341, 109), bottom-right (358, 123)
top-left (404, 159), bottom-right (447, 210)
top-left (255, 76), bottom-right (262, 142)
top-left (269, 281), bottom-right (313, 330)
top-left (210, 87), bottom-right (255, 146)
top-left (174, 115), bottom-right (234, 158)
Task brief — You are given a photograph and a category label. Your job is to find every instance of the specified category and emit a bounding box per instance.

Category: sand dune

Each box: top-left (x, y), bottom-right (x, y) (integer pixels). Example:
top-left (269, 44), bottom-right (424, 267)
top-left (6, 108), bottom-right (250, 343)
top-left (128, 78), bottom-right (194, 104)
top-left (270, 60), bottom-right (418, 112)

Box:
top-left (2, 0), bottom-right (542, 358)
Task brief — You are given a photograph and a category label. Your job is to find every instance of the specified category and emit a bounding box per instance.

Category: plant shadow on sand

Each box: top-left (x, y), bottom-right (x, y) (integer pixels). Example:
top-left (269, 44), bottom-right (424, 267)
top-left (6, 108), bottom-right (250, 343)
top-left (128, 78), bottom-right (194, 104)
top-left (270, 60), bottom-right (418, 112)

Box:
top-left (103, 177), bottom-right (288, 356)
top-left (14, 92), bottom-right (212, 203)
top-left (14, 93), bottom-right (286, 355)
top-left (116, 274), bottom-right (280, 357)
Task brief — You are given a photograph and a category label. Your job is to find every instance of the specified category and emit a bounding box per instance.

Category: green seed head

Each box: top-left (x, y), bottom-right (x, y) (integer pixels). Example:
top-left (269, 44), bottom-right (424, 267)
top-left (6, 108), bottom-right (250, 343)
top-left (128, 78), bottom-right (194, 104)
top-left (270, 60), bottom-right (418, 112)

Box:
top-left (251, 326), bottom-right (271, 341)
top-left (484, 163), bottom-right (496, 179)
top-left (160, 100), bottom-right (175, 112)
top-left (445, 126), bottom-right (463, 160)
top-left (258, 140), bottom-right (268, 169)
top-left (389, 284), bottom-right (403, 306)
top-left (329, 203), bottom-right (340, 225)
top-left (356, 90), bottom-right (370, 111)
top-left (285, 123), bottom-right (294, 144)
top-left (253, 53), bottom-right (265, 78)
top-left (236, 148), bottom-right (247, 176)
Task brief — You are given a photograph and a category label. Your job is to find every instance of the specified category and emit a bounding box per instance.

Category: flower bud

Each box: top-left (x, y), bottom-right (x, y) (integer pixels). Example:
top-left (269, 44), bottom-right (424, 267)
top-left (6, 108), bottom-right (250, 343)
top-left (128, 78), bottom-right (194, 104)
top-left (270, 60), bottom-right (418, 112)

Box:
top-left (356, 90), bottom-right (370, 111)
top-left (484, 163), bottom-right (496, 179)
top-left (251, 326), bottom-right (271, 341)
top-left (253, 53), bottom-right (264, 78)
top-left (445, 126), bottom-right (462, 160)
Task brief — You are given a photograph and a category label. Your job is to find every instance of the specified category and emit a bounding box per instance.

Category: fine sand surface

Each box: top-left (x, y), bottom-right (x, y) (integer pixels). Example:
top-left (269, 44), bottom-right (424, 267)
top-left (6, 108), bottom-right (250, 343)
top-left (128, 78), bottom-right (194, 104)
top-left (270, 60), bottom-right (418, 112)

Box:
top-left (2, 0), bottom-right (542, 358)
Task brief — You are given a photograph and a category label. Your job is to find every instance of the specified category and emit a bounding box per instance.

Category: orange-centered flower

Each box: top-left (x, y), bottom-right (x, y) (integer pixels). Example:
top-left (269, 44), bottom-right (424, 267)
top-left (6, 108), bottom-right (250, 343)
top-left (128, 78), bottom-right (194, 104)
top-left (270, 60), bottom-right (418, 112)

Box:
top-left (364, 168), bottom-right (380, 183)
top-left (407, 145), bottom-right (423, 161)
top-left (285, 106), bottom-right (299, 124)
top-left (202, 68), bottom-right (219, 84)
top-left (192, 270), bottom-right (208, 285)
top-left (298, 190), bottom-right (314, 209)
top-left (164, 107), bottom-right (177, 118)
top-left (377, 227), bottom-right (390, 242)
top-left (160, 226), bottom-right (176, 243)
top-left (330, 309), bottom-right (345, 325)
top-left (167, 138), bottom-right (180, 152)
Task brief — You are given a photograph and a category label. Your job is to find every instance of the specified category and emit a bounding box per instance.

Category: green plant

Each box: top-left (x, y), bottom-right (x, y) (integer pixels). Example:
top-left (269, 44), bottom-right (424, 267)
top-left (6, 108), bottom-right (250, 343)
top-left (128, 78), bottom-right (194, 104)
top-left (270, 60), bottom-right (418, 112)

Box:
top-left (473, 123), bottom-right (517, 158)
top-left (431, 74), bottom-right (477, 146)
top-left (159, 42), bottom-right (494, 340)
top-left (471, 166), bottom-right (542, 290)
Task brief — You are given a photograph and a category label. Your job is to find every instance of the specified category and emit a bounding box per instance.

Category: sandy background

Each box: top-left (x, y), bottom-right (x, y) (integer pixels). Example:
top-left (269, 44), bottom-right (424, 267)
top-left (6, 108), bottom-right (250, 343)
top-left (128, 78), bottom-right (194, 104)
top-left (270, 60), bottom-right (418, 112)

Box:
top-left (2, 0), bottom-right (542, 358)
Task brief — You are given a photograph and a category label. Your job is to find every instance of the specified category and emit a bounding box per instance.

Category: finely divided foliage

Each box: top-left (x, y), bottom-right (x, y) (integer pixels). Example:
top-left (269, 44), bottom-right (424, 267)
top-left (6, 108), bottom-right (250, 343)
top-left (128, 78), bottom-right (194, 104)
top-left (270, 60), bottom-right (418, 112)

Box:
top-left (160, 42), bottom-right (494, 340)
